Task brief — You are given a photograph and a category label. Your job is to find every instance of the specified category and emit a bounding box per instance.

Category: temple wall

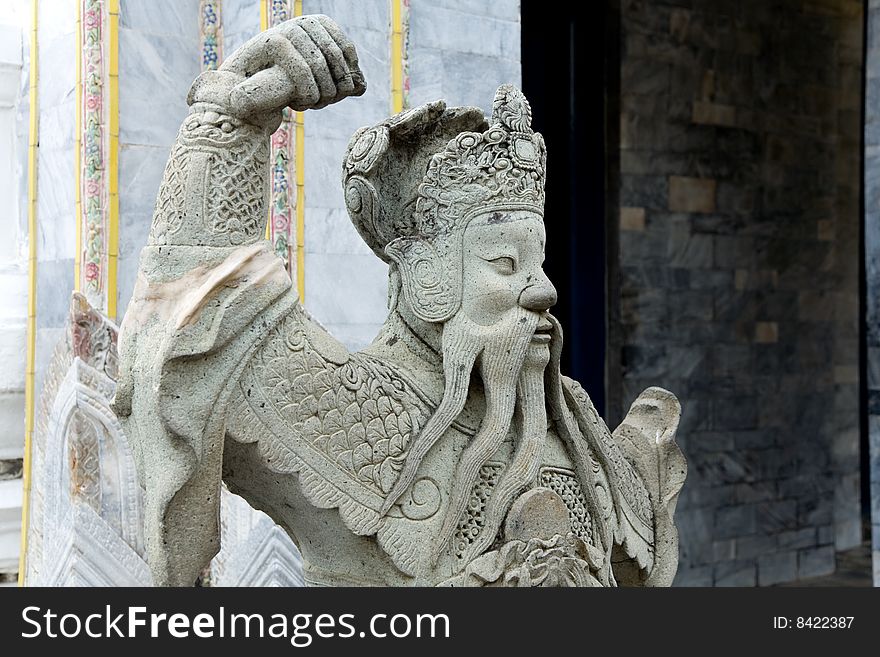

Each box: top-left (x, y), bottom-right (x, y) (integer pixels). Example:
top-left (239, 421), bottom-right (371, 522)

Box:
top-left (617, 0), bottom-right (864, 585)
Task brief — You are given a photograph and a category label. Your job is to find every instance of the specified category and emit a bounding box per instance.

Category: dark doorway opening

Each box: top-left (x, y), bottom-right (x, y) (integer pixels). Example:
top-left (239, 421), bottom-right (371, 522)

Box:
top-left (521, 0), bottom-right (620, 419)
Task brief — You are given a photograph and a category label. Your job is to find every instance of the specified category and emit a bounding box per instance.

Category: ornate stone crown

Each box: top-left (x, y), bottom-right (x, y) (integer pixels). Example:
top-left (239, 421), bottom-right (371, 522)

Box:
top-left (342, 85), bottom-right (547, 322)
top-left (342, 85), bottom-right (546, 262)
top-left (413, 85), bottom-right (546, 237)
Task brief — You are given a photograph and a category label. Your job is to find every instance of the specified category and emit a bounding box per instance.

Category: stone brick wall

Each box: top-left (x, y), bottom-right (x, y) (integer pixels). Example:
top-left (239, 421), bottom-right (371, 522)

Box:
top-left (617, 0), bottom-right (864, 585)
top-left (865, 0), bottom-right (880, 587)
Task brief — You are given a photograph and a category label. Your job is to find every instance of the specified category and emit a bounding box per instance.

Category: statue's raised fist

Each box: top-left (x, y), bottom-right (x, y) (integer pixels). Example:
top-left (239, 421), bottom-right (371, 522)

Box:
top-left (188, 14), bottom-right (366, 119)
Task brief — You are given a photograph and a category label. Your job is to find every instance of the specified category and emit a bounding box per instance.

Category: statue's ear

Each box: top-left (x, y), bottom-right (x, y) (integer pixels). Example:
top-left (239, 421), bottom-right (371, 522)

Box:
top-left (385, 236), bottom-right (460, 322)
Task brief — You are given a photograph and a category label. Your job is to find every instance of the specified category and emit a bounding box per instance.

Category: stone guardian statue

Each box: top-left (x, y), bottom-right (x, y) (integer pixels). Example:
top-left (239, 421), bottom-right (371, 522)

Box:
top-left (113, 15), bottom-right (687, 587)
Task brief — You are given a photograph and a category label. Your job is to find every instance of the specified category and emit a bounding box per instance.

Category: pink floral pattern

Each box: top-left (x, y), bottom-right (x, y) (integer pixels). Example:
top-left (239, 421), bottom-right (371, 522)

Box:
top-left (263, 0), bottom-right (296, 276)
top-left (80, 0), bottom-right (106, 300)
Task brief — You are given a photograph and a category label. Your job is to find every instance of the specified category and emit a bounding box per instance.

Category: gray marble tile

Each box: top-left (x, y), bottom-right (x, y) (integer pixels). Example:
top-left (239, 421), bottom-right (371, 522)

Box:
top-left (117, 210), bottom-right (152, 315)
top-left (304, 207), bottom-right (372, 257)
top-left (119, 143), bottom-right (167, 217)
top-left (303, 136), bottom-right (349, 209)
top-left (119, 0), bottom-right (200, 39)
top-left (305, 0), bottom-right (388, 32)
top-left (35, 258), bottom-right (74, 329)
top-left (37, 34), bottom-right (74, 110)
top-left (38, 99), bottom-right (75, 152)
top-left (223, 0), bottom-right (260, 57)
top-left (410, 3), bottom-right (519, 60)
top-left (303, 252), bottom-right (388, 327)
top-left (438, 50), bottom-right (521, 110)
top-left (119, 29), bottom-right (198, 146)
top-left (36, 146), bottom-right (75, 260)
top-left (415, 0), bottom-right (520, 21)
top-left (38, 0), bottom-right (75, 45)
top-left (407, 48), bottom-right (443, 108)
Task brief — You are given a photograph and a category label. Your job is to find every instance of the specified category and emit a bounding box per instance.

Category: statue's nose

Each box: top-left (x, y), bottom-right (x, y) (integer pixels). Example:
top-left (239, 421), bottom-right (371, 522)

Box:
top-left (519, 274), bottom-right (557, 312)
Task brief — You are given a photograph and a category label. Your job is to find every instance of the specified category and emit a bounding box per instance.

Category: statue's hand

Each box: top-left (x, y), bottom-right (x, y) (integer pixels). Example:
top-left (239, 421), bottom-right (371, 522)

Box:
top-left (189, 14), bottom-right (366, 117)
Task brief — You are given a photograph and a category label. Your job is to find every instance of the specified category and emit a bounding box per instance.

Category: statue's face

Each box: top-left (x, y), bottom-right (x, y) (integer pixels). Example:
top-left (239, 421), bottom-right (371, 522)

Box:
top-left (460, 209), bottom-right (557, 334)
top-left (386, 209), bottom-right (561, 557)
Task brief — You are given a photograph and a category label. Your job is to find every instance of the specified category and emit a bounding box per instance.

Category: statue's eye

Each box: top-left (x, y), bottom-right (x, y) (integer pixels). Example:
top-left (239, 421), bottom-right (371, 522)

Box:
top-left (487, 256), bottom-right (516, 273)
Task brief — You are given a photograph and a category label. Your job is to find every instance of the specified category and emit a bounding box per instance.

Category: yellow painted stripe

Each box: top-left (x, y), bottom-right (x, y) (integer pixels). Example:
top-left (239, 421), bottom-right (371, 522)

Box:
top-left (293, 0), bottom-right (304, 301)
top-left (74, 0), bottom-right (82, 292)
top-left (19, 0), bottom-right (39, 587)
top-left (295, 109), bottom-right (304, 301)
top-left (391, 0), bottom-right (403, 113)
top-left (107, 0), bottom-right (119, 320)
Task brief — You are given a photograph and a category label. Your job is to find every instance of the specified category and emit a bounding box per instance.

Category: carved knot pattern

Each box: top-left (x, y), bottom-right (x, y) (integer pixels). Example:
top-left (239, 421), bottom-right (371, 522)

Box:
top-left (149, 141), bottom-right (189, 243)
top-left (540, 468), bottom-right (594, 549)
top-left (149, 109), bottom-right (268, 247)
top-left (454, 463), bottom-right (503, 559)
top-left (246, 315), bottom-right (425, 496)
top-left (414, 85), bottom-right (546, 237)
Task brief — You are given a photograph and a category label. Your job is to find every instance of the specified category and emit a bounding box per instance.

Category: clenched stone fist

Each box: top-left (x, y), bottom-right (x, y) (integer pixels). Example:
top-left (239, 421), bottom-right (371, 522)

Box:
top-left (188, 14), bottom-right (366, 121)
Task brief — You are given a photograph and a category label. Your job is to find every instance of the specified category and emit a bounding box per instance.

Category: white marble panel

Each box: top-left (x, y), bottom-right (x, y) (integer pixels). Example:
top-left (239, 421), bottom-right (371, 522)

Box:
top-left (119, 0), bottom-right (200, 39)
top-left (440, 51), bottom-right (521, 108)
top-left (223, 0), bottom-right (260, 58)
top-left (406, 47), bottom-right (443, 107)
top-left (37, 34), bottom-right (75, 110)
top-left (119, 29), bottom-right (198, 146)
top-left (0, 391), bottom-right (25, 459)
top-left (117, 210), bottom-right (151, 314)
top-left (419, 0), bottom-right (520, 21)
top-left (35, 260), bottom-right (74, 329)
top-left (118, 142), bottom-right (164, 312)
top-left (36, 147), bottom-right (75, 261)
top-left (409, 3), bottom-right (520, 59)
top-left (0, 321), bottom-right (26, 390)
top-left (305, 0), bottom-right (388, 32)
top-left (0, 478), bottom-right (22, 573)
top-left (0, 24), bottom-right (22, 66)
top-left (303, 135), bottom-right (349, 210)
top-left (303, 252), bottom-right (389, 328)
top-left (38, 100), bottom-right (75, 152)
top-left (37, 0), bottom-right (75, 46)
top-left (304, 207), bottom-right (372, 256)
top-left (119, 143), bottom-right (167, 217)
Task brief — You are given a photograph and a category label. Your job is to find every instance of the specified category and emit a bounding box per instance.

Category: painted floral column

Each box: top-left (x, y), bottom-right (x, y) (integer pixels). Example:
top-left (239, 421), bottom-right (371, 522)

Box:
top-left (263, 0), bottom-right (301, 292)
top-left (200, 0), bottom-right (222, 71)
top-left (76, 0), bottom-right (118, 318)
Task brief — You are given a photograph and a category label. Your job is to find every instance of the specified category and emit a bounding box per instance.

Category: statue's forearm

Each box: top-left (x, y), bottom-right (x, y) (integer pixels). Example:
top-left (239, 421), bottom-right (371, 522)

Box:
top-left (147, 89), bottom-right (273, 251)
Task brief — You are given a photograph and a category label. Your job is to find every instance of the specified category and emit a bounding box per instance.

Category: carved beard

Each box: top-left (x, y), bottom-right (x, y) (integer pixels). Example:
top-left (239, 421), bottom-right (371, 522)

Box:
top-left (381, 305), bottom-right (549, 565)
